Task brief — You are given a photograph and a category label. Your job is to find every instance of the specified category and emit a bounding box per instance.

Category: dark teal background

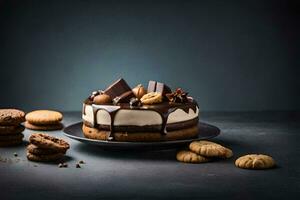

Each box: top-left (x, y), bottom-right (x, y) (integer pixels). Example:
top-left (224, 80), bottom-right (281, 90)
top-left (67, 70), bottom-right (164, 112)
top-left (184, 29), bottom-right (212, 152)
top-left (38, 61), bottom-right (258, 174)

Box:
top-left (0, 0), bottom-right (299, 111)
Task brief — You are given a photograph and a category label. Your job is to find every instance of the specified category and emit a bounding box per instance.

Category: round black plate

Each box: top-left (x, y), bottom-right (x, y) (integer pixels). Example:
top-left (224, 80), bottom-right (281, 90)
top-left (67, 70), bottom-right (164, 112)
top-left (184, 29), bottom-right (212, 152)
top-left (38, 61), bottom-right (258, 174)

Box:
top-left (63, 122), bottom-right (220, 151)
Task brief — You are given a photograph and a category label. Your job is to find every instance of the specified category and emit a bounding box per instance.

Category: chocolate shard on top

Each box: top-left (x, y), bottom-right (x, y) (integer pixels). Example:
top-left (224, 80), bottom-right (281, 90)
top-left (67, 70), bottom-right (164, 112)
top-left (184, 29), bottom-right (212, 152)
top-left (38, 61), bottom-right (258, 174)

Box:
top-left (104, 78), bottom-right (135, 104)
top-left (166, 88), bottom-right (189, 103)
top-left (147, 80), bottom-right (157, 93)
top-left (104, 78), bottom-right (132, 99)
top-left (147, 80), bottom-right (172, 96)
top-left (156, 82), bottom-right (171, 95)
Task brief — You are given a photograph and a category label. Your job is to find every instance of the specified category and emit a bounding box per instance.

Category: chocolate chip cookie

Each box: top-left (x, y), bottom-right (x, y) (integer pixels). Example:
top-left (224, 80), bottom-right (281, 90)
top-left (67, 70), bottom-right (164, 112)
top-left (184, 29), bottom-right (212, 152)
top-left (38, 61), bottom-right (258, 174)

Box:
top-left (0, 109), bottom-right (25, 126)
top-left (27, 144), bottom-right (66, 155)
top-left (26, 152), bottom-right (64, 162)
top-left (0, 133), bottom-right (24, 141)
top-left (0, 125), bottom-right (25, 135)
top-left (29, 133), bottom-right (70, 153)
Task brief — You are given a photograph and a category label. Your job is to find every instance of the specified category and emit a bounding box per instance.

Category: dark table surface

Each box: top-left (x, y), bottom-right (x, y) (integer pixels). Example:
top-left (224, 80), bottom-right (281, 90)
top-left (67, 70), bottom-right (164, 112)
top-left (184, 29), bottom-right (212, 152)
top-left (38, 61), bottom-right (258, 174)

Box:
top-left (1, 111), bottom-right (299, 200)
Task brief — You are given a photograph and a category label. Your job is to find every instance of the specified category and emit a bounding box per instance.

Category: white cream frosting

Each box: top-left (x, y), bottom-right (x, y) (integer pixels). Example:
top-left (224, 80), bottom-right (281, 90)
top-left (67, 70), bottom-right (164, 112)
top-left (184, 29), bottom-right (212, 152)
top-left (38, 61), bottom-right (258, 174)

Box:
top-left (83, 103), bottom-right (199, 126)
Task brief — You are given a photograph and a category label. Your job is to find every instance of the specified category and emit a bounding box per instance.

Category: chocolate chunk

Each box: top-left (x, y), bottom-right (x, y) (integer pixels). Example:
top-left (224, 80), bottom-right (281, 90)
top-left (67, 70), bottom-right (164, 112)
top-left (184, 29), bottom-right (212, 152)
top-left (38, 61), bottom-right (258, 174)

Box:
top-left (76, 163), bottom-right (81, 168)
top-left (118, 91), bottom-right (135, 103)
top-left (104, 78), bottom-right (132, 99)
top-left (147, 80), bottom-right (156, 93)
top-left (147, 81), bottom-right (172, 96)
top-left (79, 160), bottom-right (85, 164)
top-left (166, 88), bottom-right (188, 103)
top-left (156, 82), bottom-right (171, 95)
top-left (130, 97), bottom-right (141, 107)
top-left (113, 91), bottom-right (135, 104)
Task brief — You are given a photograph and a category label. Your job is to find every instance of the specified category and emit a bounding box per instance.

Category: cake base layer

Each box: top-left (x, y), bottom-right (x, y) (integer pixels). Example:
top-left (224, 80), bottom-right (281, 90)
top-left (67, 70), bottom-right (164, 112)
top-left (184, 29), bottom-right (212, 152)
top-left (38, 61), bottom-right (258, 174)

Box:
top-left (82, 124), bottom-right (199, 142)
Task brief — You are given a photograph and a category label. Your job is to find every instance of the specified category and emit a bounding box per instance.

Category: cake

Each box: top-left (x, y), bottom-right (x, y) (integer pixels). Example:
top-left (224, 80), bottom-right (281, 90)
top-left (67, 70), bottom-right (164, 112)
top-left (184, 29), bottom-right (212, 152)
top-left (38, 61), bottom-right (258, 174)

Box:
top-left (82, 78), bottom-right (199, 142)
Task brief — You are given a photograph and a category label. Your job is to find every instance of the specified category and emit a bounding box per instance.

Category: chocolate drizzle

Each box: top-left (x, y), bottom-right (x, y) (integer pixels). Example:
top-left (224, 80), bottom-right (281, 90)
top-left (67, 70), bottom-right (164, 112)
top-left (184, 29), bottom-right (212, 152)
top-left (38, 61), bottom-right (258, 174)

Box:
top-left (160, 107), bottom-right (176, 134)
top-left (91, 105), bottom-right (120, 141)
top-left (83, 98), bottom-right (198, 140)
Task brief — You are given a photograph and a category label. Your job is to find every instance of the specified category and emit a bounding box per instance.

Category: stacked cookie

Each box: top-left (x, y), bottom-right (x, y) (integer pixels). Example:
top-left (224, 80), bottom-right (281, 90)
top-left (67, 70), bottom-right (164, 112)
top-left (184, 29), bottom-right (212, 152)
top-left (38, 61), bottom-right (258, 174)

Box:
top-left (25, 110), bottom-right (63, 131)
top-left (0, 109), bottom-right (25, 147)
top-left (27, 133), bottom-right (70, 162)
top-left (176, 140), bottom-right (233, 163)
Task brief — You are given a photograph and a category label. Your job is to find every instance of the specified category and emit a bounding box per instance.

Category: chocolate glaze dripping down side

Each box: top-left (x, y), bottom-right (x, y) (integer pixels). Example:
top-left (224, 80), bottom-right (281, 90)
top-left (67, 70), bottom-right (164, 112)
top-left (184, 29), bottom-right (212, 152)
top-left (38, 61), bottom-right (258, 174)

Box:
top-left (159, 107), bottom-right (177, 134)
top-left (92, 105), bottom-right (121, 141)
top-left (141, 101), bottom-right (198, 135)
top-left (107, 110), bottom-right (119, 140)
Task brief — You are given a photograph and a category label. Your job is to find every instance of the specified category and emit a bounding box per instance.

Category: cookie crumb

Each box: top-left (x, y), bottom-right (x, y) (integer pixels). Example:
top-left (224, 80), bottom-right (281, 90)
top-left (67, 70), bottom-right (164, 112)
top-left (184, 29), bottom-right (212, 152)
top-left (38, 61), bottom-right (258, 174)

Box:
top-left (79, 160), bottom-right (85, 164)
top-left (14, 153), bottom-right (18, 157)
top-left (76, 163), bottom-right (81, 168)
top-left (58, 163), bottom-right (63, 168)
top-left (62, 163), bottom-right (68, 168)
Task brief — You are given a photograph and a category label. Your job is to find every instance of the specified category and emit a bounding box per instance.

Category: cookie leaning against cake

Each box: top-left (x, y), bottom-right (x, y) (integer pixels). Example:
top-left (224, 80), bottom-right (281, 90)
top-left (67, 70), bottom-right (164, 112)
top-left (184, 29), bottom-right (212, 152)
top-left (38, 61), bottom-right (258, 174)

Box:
top-left (25, 110), bottom-right (63, 131)
top-left (0, 109), bottom-right (25, 147)
top-left (177, 140), bottom-right (276, 169)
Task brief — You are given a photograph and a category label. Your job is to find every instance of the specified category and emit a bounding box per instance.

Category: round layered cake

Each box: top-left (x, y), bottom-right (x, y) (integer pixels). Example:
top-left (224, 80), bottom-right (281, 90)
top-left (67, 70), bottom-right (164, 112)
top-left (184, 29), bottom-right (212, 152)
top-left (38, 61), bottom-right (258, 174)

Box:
top-left (82, 79), bottom-right (199, 142)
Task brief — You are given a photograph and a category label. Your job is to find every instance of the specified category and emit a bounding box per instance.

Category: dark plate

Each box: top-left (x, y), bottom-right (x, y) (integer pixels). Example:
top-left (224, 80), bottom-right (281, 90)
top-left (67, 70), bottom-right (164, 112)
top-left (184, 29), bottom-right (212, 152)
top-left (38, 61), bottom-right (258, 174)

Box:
top-left (63, 122), bottom-right (220, 151)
